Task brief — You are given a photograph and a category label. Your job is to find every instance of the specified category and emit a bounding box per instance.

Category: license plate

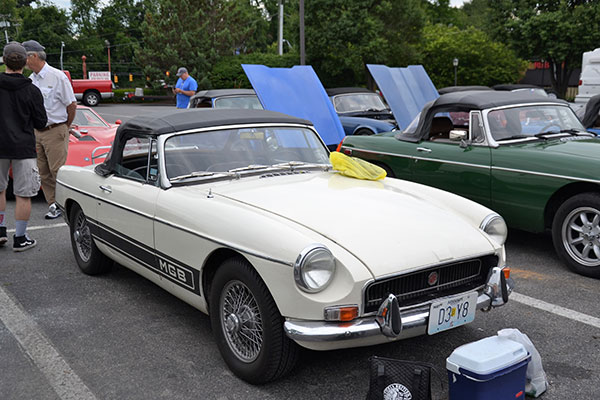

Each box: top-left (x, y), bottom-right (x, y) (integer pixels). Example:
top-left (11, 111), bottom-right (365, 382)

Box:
top-left (427, 292), bottom-right (477, 335)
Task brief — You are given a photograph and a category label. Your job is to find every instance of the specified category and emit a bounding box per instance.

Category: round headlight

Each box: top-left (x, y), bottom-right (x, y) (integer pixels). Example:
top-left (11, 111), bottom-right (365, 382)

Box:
top-left (480, 214), bottom-right (508, 246)
top-left (294, 245), bottom-right (336, 293)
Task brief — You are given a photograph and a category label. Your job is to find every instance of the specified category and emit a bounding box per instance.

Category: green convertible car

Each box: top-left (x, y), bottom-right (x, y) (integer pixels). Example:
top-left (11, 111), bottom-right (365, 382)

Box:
top-left (339, 90), bottom-right (600, 278)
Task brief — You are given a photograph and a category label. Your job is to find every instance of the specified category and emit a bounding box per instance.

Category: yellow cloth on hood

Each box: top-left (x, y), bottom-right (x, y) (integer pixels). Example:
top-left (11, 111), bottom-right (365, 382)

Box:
top-left (330, 151), bottom-right (386, 181)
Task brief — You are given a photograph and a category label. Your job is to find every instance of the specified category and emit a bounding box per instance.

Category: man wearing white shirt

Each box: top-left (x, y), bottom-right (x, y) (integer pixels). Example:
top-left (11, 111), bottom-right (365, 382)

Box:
top-left (23, 40), bottom-right (77, 219)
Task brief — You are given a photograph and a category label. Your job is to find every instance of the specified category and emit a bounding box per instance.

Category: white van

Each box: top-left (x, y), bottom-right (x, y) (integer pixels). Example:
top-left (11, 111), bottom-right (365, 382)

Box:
top-left (575, 48), bottom-right (600, 105)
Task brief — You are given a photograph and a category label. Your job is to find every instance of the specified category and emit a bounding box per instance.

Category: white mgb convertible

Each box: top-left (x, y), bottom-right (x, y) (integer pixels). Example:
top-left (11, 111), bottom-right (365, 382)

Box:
top-left (56, 109), bottom-right (513, 383)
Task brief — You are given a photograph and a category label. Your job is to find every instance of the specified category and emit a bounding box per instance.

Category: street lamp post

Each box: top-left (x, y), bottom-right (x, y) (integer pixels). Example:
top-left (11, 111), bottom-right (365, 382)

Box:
top-left (60, 41), bottom-right (64, 70)
top-left (453, 58), bottom-right (459, 86)
top-left (105, 40), bottom-right (111, 75)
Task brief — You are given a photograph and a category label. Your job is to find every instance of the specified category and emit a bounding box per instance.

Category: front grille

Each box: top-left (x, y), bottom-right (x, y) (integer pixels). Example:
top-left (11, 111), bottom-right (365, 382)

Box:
top-left (363, 255), bottom-right (498, 313)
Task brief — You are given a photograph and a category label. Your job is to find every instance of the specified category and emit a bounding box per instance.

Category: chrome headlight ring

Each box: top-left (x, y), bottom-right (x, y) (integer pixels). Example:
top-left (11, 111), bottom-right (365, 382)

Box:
top-left (480, 214), bottom-right (508, 246)
top-left (294, 244), bottom-right (336, 293)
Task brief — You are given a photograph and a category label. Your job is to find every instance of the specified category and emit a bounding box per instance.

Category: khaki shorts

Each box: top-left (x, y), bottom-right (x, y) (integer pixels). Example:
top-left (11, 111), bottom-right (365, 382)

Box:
top-left (0, 159), bottom-right (41, 198)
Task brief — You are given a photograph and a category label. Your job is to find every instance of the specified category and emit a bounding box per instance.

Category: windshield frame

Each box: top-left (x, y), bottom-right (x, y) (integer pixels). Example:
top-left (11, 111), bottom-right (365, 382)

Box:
top-left (332, 93), bottom-right (390, 114)
top-left (482, 102), bottom-right (585, 147)
top-left (157, 122), bottom-right (330, 189)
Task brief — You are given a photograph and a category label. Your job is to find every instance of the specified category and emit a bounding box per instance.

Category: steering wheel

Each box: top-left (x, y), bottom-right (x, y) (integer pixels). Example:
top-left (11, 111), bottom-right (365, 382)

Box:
top-left (271, 150), bottom-right (301, 164)
top-left (125, 166), bottom-right (147, 179)
top-left (539, 123), bottom-right (561, 134)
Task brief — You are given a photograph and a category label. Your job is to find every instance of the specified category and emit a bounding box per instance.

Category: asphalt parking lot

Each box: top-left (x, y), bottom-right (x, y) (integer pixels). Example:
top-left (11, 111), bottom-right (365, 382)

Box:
top-left (1, 104), bottom-right (599, 400)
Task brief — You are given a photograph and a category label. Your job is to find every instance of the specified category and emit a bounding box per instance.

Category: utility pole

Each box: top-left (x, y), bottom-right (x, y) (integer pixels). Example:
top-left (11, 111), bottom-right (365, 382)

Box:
top-left (277, 0), bottom-right (283, 55)
top-left (105, 40), bottom-right (111, 74)
top-left (60, 41), bottom-right (65, 70)
top-left (299, 0), bottom-right (305, 65)
top-left (453, 58), bottom-right (459, 86)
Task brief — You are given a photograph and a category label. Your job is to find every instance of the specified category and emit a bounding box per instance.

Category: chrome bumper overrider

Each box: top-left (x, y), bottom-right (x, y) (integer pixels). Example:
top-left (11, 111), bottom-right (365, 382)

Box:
top-left (284, 266), bottom-right (513, 347)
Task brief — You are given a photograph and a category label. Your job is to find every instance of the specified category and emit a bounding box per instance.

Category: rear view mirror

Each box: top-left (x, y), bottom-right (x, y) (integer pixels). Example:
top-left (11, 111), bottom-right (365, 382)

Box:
top-left (115, 119), bottom-right (122, 125)
top-left (449, 130), bottom-right (467, 141)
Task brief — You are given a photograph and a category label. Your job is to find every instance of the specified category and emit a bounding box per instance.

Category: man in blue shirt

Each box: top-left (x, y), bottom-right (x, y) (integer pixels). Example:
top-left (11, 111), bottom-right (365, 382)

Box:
top-left (173, 67), bottom-right (198, 108)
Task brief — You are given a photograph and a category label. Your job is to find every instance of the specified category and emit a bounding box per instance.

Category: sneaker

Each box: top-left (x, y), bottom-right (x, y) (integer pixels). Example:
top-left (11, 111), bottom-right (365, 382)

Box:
top-left (44, 203), bottom-right (62, 220)
top-left (13, 234), bottom-right (36, 252)
top-left (0, 227), bottom-right (7, 247)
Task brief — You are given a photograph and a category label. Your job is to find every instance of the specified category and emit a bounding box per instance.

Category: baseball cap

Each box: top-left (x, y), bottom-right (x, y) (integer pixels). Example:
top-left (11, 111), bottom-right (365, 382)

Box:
top-left (176, 67), bottom-right (188, 76)
top-left (21, 40), bottom-right (46, 52)
top-left (3, 42), bottom-right (27, 60)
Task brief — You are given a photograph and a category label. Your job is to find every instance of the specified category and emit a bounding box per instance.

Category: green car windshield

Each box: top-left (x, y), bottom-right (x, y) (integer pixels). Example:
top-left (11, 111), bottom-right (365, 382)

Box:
top-left (488, 105), bottom-right (585, 141)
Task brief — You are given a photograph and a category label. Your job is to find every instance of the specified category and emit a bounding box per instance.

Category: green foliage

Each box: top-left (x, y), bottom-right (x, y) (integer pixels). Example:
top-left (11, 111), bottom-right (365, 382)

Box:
top-left (488, 0), bottom-right (600, 97)
top-left (305, 0), bottom-right (425, 87)
top-left (422, 24), bottom-right (528, 88)
top-left (209, 52), bottom-right (299, 88)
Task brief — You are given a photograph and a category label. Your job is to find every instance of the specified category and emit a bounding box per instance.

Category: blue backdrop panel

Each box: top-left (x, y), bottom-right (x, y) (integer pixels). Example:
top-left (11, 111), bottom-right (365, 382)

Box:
top-left (242, 64), bottom-right (345, 146)
top-left (367, 64), bottom-right (439, 130)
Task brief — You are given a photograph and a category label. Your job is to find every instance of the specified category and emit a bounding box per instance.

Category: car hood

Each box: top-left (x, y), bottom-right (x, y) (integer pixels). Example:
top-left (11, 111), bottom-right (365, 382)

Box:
top-left (211, 172), bottom-right (495, 277)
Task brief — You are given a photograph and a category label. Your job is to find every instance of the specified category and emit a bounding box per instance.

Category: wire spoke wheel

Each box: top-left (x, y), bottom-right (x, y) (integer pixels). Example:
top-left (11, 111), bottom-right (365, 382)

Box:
top-left (220, 280), bottom-right (264, 363)
top-left (562, 206), bottom-right (600, 267)
top-left (73, 212), bottom-right (92, 263)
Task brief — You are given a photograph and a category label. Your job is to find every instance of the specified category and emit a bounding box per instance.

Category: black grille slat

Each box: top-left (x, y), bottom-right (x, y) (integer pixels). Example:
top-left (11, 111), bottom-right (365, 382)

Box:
top-left (364, 255), bottom-right (498, 313)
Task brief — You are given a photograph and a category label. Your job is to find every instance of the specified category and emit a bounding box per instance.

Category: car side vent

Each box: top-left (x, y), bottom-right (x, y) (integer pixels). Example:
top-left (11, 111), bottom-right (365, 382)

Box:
top-left (259, 171), bottom-right (307, 179)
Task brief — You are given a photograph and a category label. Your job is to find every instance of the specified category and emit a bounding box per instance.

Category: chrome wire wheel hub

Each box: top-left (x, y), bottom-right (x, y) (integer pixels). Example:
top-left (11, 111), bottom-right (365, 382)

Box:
top-left (220, 280), bottom-right (263, 363)
top-left (74, 213), bottom-right (92, 262)
top-left (562, 207), bottom-right (600, 267)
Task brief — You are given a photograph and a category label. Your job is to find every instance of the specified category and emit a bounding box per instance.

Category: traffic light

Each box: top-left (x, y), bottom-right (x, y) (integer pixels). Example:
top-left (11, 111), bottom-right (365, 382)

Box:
top-left (114, 74), bottom-right (118, 83)
top-left (166, 71), bottom-right (170, 77)
top-left (129, 73), bottom-right (133, 82)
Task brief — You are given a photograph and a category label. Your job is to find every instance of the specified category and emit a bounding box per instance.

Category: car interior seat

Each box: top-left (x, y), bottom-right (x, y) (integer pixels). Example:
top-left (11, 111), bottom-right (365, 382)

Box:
top-left (429, 116), bottom-right (454, 141)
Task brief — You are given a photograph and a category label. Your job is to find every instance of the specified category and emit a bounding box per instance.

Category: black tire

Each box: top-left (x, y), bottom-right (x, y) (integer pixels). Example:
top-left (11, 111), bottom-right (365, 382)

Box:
top-left (552, 193), bottom-right (600, 278)
top-left (373, 162), bottom-right (395, 178)
top-left (209, 258), bottom-right (299, 383)
top-left (82, 91), bottom-right (100, 107)
top-left (354, 128), bottom-right (374, 136)
top-left (69, 203), bottom-right (113, 275)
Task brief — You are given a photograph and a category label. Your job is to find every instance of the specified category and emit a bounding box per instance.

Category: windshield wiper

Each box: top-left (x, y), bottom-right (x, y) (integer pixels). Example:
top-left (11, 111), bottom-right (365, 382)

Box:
top-left (558, 129), bottom-right (595, 136)
top-left (496, 135), bottom-right (531, 141)
top-left (272, 161), bottom-right (331, 170)
top-left (170, 171), bottom-right (236, 182)
top-left (228, 165), bottom-right (270, 173)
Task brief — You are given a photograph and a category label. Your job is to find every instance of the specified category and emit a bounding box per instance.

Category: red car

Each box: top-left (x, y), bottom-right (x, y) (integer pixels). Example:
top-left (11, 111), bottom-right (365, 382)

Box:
top-left (5, 106), bottom-right (120, 197)
top-left (66, 105), bottom-right (121, 166)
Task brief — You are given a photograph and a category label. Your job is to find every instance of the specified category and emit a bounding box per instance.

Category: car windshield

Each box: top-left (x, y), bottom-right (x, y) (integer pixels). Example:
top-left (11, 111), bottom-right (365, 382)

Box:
top-left (487, 105), bottom-right (586, 141)
top-left (73, 109), bottom-right (109, 127)
top-left (213, 96), bottom-right (263, 110)
top-left (333, 93), bottom-right (389, 113)
top-left (164, 126), bottom-right (330, 181)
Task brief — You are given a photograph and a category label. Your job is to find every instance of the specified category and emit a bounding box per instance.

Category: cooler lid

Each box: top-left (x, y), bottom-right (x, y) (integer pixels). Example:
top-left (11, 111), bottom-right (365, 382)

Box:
top-left (446, 336), bottom-right (528, 376)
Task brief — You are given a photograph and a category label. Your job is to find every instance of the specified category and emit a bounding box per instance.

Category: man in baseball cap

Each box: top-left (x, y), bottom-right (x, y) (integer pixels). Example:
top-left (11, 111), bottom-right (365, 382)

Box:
top-left (0, 42), bottom-right (48, 251)
top-left (172, 67), bottom-right (197, 108)
top-left (22, 39), bottom-right (77, 220)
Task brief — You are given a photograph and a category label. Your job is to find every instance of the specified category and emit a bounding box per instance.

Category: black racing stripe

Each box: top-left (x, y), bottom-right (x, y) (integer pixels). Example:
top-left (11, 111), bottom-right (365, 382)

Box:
top-left (87, 218), bottom-right (201, 295)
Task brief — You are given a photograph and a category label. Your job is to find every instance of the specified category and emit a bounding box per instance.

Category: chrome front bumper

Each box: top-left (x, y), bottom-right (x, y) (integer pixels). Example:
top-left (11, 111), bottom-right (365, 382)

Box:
top-left (284, 266), bottom-right (513, 351)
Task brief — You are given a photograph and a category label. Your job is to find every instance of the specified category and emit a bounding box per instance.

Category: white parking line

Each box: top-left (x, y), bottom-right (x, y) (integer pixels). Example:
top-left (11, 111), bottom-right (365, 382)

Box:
top-left (511, 292), bottom-right (600, 329)
top-left (6, 223), bottom-right (67, 233)
top-left (0, 286), bottom-right (97, 400)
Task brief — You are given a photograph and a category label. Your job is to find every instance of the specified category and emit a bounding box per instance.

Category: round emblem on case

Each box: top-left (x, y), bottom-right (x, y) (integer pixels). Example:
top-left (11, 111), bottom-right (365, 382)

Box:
top-left (383, 383), bottom-right (412, 400)
top-left (428, 271), bottom-right (439, 286)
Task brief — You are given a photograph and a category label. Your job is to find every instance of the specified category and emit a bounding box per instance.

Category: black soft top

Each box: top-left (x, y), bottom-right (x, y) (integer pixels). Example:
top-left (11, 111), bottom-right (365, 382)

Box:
top-left (492, 83), bottom-right (543, 91)
top-left (326, 87), bottom-right (374, 96)
top-left (95, 109), bottom-right (312, 176)
top-left (401, 90), bottom-right (567, 142)
top-left (438, 85), bottom-right (492, 94)
top-left (581, 94), bottom-right (600, 128)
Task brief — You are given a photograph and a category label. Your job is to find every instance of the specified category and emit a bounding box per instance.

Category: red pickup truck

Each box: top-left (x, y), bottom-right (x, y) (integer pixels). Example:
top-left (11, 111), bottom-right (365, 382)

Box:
top-left (63, 71), bottom-right (114, 107)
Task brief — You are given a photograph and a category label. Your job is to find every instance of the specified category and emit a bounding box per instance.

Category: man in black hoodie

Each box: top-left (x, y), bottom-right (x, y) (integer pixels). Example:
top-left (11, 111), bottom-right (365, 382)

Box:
top-left (0, 42), bottom-right (47, 251)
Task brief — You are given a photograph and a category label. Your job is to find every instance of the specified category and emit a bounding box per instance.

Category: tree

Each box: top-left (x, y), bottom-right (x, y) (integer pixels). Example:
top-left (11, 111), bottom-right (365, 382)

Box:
top-left (305, 0), bottom-right (425, 87)
top-left (488, 0), bottom-right (600, 98)
top-left (137, 0), bottom-right (270, 88)
top-left (421, 24), bottom-right (527, 88)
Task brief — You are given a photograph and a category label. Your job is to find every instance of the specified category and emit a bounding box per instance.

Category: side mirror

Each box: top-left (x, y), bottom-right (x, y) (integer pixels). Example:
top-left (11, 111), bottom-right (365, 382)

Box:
top-left (80, 129), bottom-right (89, 135)
top-left (449, 129), bottom-right (468, 141)
top-left (115, 119), bottom-right (122, 125)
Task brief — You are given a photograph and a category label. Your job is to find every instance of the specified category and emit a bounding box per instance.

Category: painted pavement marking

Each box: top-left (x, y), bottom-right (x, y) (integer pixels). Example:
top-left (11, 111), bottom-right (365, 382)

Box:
top-left (0, 286), bottom-right (97, 400)
top-left (6, 223), bottom-right (67, 233)
top-left (511, 292), bottom-right (600, 329)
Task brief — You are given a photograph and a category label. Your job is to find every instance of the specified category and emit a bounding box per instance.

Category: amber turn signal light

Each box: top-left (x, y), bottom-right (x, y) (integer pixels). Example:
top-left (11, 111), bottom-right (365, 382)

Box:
top-left (324, 305), bottom-right (359, 321)
top-left (503, 267), bottom-right (511, 280)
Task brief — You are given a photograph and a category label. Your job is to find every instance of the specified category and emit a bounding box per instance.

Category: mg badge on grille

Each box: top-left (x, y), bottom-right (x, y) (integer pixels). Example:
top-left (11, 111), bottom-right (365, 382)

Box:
top-left (427, 271), bottom-right (439, 286)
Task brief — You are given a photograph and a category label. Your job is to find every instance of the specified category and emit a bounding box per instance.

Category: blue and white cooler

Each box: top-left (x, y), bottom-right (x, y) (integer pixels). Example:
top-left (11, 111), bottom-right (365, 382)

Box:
top-left (447, 335), bottom-right (531, 400)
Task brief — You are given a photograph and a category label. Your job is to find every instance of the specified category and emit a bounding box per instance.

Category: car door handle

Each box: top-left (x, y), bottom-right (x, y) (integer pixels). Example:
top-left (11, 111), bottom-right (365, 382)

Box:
top-left (416, 147), bottom-right (432, 153)
top-left (99, 185), bottom-right (112, 193)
